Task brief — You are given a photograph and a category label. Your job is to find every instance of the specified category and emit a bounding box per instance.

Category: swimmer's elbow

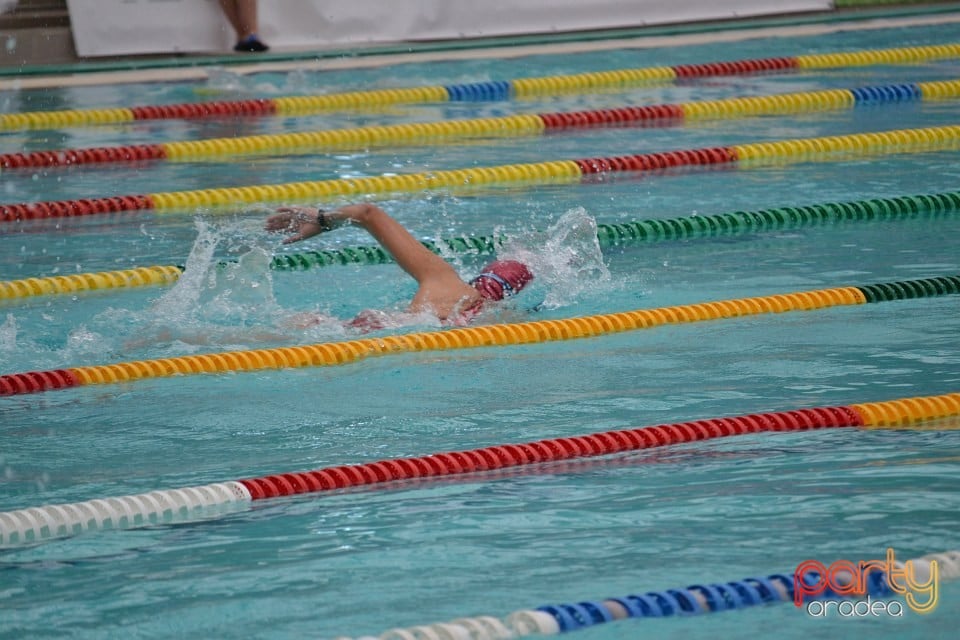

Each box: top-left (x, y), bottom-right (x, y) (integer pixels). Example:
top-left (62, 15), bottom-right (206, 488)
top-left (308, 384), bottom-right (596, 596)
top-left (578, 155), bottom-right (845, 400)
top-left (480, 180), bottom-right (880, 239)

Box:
top-left (342, 203), bottom-right (386, 227)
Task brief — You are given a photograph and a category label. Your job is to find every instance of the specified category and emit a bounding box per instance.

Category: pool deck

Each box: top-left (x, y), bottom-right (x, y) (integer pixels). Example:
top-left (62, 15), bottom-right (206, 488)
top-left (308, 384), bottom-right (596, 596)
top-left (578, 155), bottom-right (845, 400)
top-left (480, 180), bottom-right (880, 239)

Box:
top-left (1, 2), bottom-right (960, 91)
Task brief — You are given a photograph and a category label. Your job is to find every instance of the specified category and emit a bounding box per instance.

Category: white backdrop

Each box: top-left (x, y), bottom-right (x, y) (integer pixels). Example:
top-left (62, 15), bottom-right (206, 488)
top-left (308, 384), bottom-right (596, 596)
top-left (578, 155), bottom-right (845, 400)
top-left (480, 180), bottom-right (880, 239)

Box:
top-left (67, 0), bottom-right (833, 58)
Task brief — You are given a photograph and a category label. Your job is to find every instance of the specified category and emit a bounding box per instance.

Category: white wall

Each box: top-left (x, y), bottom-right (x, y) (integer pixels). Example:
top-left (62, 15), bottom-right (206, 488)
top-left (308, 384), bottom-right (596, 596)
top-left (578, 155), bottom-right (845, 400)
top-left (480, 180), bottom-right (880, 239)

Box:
top-left (67, 0), bottom-right (833, 58)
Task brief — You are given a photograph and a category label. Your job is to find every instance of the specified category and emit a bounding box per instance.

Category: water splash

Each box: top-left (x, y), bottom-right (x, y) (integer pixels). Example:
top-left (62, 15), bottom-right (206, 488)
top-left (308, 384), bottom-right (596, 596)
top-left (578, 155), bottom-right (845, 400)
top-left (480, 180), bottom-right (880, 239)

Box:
top-left (151, 218), bottom-right (220, 324)
top-left (201, 67), bottom-right (246, 94)
top-left (123, 218), bottom-right (291, 350)
top-left (63, 324), bottom-right (113, 362)
top-left (498, 207), bottom-right (611, 309)
top-left (279, 69), bottom-right (315, 94)
top-left (0, 313), bottom-right (16, 352)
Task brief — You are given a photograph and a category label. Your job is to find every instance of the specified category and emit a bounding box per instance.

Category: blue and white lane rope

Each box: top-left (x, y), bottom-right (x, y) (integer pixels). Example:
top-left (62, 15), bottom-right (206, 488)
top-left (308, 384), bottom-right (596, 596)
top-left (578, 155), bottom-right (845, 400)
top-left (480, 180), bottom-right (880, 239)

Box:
top-left (331, 550), bottom-right (960, 639)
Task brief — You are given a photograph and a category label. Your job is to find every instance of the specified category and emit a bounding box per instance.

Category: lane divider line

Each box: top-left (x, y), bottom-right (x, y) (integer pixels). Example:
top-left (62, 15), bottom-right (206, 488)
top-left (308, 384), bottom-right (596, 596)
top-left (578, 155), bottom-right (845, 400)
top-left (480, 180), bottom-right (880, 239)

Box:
top-left (3, 79), bottom-right (959, 170)
top-left (1, 275), bottom-right (958, 396)
top-left (1, 43), bottom-right (958, 133)
top-left (355, 549), bottom-right (960, 639)
top-left (3, 124), bottom-right (960, 221)
top-left (2, 189), bottom-right (959, 302)
top-left (1, 390), bottom-right (957, 547)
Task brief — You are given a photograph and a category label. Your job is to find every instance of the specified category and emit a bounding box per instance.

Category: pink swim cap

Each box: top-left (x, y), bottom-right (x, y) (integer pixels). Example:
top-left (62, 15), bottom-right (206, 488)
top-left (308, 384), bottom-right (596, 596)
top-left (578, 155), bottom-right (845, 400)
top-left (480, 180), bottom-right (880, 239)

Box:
top-left (470, 260), bottom-right (533, 301)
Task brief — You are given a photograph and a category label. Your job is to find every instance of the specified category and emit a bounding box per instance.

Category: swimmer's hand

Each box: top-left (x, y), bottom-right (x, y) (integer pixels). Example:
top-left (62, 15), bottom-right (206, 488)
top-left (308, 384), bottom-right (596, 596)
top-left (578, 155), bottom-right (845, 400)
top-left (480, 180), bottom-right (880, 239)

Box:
top-left (265, 206), bottom-right (326, 244)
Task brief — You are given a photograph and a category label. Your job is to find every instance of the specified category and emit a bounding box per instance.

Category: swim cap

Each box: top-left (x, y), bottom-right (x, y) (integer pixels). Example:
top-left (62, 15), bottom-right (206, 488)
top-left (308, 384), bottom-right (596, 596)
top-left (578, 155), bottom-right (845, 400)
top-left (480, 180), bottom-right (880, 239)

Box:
top-left (470, 260), bottom-right (533, 301)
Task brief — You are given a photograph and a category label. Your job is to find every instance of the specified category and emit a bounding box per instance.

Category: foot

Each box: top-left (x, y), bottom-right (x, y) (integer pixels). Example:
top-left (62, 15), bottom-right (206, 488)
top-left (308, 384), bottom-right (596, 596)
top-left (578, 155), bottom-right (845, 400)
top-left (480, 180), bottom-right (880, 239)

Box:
top-left (234, 35), bottom-right (269, 53)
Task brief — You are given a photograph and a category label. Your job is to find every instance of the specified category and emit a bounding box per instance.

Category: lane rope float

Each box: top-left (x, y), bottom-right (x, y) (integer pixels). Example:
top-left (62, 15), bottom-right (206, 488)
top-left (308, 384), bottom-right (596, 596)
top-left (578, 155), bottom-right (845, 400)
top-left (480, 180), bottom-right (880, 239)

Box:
top-left (1, 390), bottom-right (957, 547)
top-left (1, 275), bottom-right (958, 397)
top-left (1, 43), bottom-right (957, 132)
top-left (346, 549), bottom-right (960, 639)
top-left (3, 123), bottom-right (960, 221)
top-left (3, 78), bottom-right (959, 170)
top-left (2, 189), bottom-right (959, 302)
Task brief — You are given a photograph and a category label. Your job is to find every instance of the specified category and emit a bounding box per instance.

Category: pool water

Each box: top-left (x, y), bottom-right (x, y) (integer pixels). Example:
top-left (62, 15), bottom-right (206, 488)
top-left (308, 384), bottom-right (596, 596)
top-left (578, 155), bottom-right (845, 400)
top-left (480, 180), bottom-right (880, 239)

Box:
top-left (1, 17), bottom-right (960, 640)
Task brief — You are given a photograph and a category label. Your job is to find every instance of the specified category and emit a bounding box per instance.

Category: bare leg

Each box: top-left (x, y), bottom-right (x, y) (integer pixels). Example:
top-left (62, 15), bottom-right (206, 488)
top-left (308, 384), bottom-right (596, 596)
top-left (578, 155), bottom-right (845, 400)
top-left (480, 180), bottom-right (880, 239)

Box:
top-left (218, 0), bottom-right (259, 40)
top-left (218, 0), bottom-right (242, 38)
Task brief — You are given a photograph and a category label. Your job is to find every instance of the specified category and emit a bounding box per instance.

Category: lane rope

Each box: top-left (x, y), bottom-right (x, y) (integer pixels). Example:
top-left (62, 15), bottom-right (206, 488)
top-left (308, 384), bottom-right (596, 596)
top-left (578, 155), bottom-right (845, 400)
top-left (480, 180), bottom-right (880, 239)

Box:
top-left (3, 123), bottom-right (960, 221)
top-left (2, 189), bottom-right (959, 302)
top-left (1, 43), bottom-right (957, 132)
top-left (1, 275), bottom-right (958, 396)
top-left (350, 549), bottom-right (960, 639)
top-left (1, 390), bottom-right (957, 547)
top-left (3, 78), bottom-right (959, 170)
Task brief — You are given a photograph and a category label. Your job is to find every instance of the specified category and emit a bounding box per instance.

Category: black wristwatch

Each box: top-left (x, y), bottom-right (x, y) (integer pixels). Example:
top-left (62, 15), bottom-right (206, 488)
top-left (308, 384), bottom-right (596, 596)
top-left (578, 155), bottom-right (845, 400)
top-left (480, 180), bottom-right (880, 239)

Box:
top-left (315, 209), bottom-right (334, 232)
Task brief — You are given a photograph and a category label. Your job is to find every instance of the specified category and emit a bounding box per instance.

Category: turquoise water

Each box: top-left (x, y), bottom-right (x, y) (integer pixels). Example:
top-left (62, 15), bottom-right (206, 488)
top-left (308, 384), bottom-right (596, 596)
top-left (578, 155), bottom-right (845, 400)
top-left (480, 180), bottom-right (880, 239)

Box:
top-left (2, 19), bottom-right (960, 640)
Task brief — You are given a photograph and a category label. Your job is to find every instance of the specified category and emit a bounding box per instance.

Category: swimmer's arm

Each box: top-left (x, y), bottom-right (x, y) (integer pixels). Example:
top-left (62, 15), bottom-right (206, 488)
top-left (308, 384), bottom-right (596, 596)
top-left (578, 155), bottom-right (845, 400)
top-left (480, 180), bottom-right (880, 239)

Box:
top-left (266, 203), bottom-right (460, 286)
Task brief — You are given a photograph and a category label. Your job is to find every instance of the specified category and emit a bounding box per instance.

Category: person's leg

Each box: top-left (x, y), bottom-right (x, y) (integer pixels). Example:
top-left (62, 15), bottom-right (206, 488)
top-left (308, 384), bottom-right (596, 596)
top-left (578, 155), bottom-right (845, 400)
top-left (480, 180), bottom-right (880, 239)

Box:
top-left (217, 0), bottom-right (243, 37)
top-left (231, 0), bottom-right (259, 41)
top-left (220, 0), bottom-right (269, 51)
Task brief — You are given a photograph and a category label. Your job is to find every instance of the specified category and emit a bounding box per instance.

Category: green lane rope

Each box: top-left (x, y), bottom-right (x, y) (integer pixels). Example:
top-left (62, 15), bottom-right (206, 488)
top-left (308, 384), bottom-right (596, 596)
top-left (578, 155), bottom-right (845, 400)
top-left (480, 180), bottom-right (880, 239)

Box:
top-left (1, 189), bottom-right (958, 302)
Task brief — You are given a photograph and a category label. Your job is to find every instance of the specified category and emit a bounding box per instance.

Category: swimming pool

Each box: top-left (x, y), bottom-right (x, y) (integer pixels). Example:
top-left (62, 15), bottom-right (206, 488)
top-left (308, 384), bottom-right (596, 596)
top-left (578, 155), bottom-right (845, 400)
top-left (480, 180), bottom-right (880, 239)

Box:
top-left (2, 12), bottom-right (960, 640)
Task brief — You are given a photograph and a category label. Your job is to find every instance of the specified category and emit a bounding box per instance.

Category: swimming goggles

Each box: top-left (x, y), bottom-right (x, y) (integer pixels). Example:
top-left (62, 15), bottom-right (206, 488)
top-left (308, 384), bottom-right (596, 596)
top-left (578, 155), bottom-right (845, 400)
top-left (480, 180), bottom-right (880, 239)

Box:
top-left (470, 271), bottom-right (515, 297)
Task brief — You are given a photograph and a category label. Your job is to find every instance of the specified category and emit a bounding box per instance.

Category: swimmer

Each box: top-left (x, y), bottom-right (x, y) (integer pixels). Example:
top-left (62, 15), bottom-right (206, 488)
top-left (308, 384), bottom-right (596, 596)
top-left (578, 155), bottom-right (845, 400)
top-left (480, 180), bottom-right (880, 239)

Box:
top-left (264, 203), bottom-right (534, 330)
